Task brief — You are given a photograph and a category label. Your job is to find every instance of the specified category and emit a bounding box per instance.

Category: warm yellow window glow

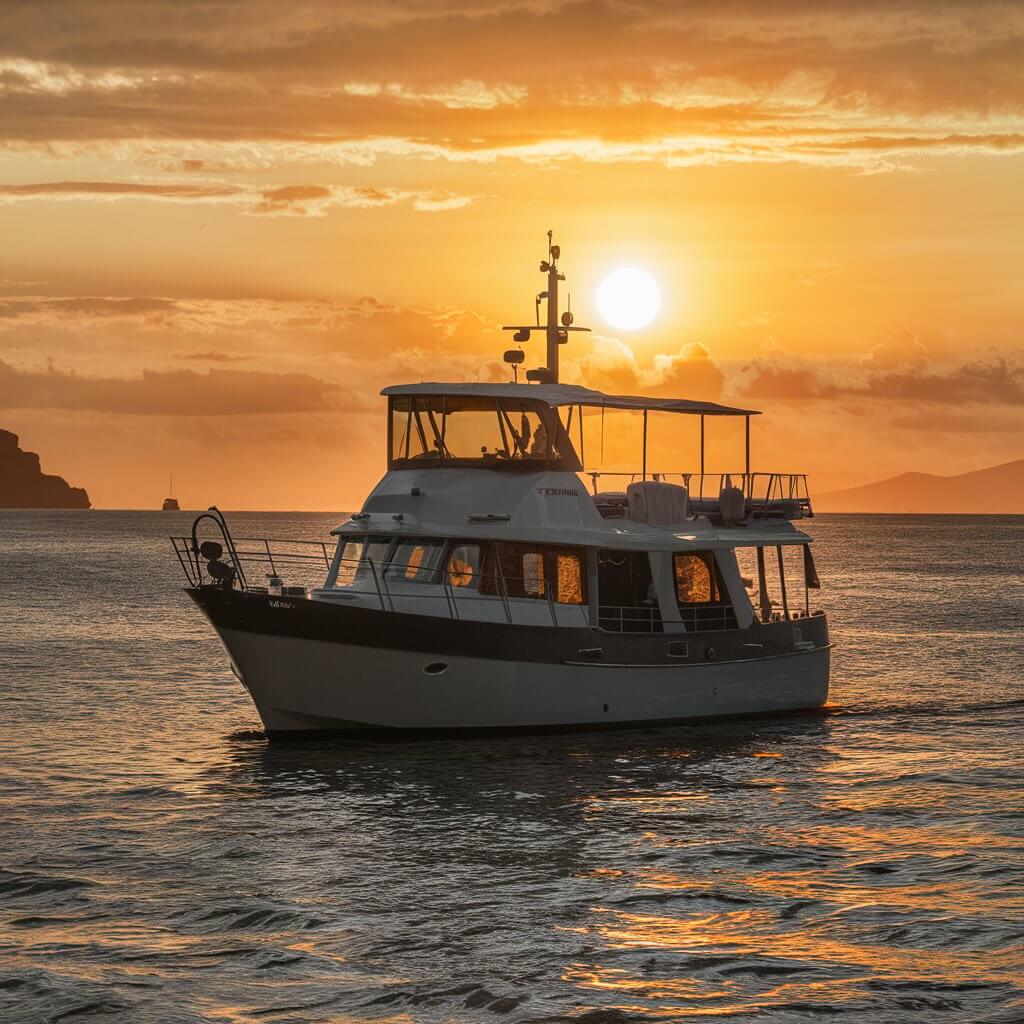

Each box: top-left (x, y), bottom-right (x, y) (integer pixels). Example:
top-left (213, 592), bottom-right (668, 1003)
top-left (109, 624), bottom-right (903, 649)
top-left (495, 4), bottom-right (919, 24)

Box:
top-left (556, 553), bottom-right (584, 604)
top-left (675, 553), bottom-right (714, 603)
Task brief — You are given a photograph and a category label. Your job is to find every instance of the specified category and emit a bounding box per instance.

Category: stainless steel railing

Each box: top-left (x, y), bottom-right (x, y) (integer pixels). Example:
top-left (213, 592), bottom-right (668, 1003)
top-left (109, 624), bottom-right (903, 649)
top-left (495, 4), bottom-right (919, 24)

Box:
top-left (171, 539), bottom-right (594, 629)
top-left (172, 533), bottom-right (334, 593)
top-left (588, 471), bottom-right (813, 519)
top-left (172, 517), bottom-right (722, 635)
top-left (597, 604), bottom-right (662, 633)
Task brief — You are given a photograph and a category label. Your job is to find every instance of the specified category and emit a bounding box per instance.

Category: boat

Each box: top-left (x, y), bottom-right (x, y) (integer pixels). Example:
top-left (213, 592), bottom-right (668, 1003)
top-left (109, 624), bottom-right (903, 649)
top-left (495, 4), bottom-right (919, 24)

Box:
top-left (172, 234), bottom-right (828, 737)
top-left (162, 475), bottom-right (180, 511)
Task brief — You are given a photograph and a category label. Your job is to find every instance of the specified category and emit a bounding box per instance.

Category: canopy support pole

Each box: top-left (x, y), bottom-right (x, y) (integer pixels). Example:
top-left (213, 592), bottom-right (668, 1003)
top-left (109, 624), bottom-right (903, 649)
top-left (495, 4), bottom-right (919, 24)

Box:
top-left (744, 415), bottom-right (750, 488)
top-left (642, 409), bottom-right (648, 481)
top-left (699, 415), bottom-right (705, 476)
top-left (578, 404), bottom-right (585, 470)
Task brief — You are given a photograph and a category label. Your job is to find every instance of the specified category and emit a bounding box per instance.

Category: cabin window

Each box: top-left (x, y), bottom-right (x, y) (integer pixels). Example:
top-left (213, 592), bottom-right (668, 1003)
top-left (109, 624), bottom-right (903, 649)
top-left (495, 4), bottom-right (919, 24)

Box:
top-left (673, 551), bottom-right (737, 630)
top-left (522, 551), bottom-right (544, 596)
top-left (446, 544), bottom-right (482, 587)
top-left (388, 396), bottom-right (578, 470)
top-left (674, 553), bottom-right (717, 603)
top-left (333, 535), bottom-right (393, 587)
top-left (385, 538), bottom-right (444, 583)
top-left (474, 543), bottom-right (586, 603)
top-left (555, 553), bottom-right (585, 605)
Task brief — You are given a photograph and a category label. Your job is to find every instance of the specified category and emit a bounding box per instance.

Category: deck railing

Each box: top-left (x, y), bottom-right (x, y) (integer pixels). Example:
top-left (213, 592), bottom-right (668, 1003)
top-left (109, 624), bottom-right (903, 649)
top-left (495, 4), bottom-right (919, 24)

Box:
top-left (172, 533), bottom-right (335, 593)
top-left (172, 538), bottom-right (597, 629)
top-left (597, 605), bottom-right (662, 633)
top-left (677, 604), bottom-right (738, 632)
top-left (172, 511), bottom-right (738, 635)
top-left (588, 471), bottom-right (812, 519)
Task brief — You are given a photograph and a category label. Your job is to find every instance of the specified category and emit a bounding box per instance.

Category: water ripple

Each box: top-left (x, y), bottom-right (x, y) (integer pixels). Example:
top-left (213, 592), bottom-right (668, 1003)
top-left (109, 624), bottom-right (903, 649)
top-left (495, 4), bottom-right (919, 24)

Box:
top-left (0, 511), bottom-right (1021, 1022)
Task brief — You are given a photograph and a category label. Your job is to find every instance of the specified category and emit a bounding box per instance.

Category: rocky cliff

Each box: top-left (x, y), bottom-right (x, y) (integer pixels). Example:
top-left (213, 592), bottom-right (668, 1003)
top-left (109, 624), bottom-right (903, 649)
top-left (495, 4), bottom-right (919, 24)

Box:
top-left (0, 430), bottom-right (91, 509)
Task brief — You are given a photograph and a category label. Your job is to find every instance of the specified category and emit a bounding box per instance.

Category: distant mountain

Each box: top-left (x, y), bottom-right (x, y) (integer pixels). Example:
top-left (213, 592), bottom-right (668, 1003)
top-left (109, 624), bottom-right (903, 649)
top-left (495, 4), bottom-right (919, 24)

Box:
top-left (0, 430), bottom-right (90, 509)
top-left (816, 458), bottom-right (1024, 514)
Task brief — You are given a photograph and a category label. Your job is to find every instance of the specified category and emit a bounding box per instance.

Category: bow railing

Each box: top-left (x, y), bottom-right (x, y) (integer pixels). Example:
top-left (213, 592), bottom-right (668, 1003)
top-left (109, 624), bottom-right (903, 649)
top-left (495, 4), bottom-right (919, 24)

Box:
top-left (170, 540), bottom-right (608, 629)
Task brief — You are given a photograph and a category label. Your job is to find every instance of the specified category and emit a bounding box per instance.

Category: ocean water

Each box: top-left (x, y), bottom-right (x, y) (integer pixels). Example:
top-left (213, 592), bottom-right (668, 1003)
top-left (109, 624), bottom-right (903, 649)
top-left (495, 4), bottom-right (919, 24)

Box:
top-left (0, 510), bottom-right (1022, 1023)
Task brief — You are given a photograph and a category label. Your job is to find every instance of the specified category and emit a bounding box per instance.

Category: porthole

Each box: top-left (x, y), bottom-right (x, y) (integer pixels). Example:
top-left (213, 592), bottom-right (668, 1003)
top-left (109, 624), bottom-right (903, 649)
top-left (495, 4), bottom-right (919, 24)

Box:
top-left (423, 662), bottom-right (448, 676)
top-left (705, 647), bottom-right (717, 661)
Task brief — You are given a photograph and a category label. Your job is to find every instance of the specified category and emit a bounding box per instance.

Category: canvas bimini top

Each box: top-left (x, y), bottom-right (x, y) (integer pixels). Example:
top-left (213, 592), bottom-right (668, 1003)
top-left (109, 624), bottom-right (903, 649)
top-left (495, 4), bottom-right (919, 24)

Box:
top-left (381, 382), bottom-right (760, 418)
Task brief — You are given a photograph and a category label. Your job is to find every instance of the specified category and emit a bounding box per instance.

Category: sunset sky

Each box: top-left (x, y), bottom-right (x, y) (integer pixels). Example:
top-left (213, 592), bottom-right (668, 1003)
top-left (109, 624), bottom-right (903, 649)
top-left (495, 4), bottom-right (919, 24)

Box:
top-left (2, 0), bottom-right (1023, 509)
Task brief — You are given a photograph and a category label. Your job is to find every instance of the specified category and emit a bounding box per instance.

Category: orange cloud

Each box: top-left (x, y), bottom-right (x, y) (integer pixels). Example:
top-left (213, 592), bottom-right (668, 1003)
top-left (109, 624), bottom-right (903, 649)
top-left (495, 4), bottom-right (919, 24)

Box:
top-left (865, 328), bottom-right (929, 370)
top-left (736, 353), bottom-right (1024, 406)
top-left (0, 359), bottom-right (342, 415)
top-left (2, 3), bottom-right (1023, 170)
top-left (0, 180), bottom-right (473, 216)
top-left (648, 342), bottom-right (725, 398)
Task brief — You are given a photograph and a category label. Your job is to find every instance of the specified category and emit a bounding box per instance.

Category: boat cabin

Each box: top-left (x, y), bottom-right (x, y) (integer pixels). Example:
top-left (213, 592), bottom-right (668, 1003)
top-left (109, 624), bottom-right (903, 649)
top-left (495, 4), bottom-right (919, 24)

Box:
top-left (309, 380), bottom-right (821, 637)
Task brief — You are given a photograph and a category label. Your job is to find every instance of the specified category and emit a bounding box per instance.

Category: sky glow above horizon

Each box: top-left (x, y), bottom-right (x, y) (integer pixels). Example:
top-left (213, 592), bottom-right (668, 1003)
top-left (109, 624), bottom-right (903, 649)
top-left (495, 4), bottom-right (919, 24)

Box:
top-left (1, 0), bottom-right (1023, 508)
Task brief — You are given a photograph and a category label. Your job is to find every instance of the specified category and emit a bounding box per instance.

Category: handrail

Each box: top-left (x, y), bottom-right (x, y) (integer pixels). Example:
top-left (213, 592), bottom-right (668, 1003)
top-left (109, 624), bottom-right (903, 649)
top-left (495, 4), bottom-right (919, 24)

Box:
top-left (173, 535), bottom-right (754, 634)
top-left (588, 471), bottom-right (813, 519)
top-left (172, 530), bottom-right (338, 590)
top-left (367, 558), bottom-right (390, 612)
top-left (597, 604), bottom-right (662, 633)
top-left (169, 540), bottom-right (593, 626)
top-left (185, 507), bottom-right (250, 589)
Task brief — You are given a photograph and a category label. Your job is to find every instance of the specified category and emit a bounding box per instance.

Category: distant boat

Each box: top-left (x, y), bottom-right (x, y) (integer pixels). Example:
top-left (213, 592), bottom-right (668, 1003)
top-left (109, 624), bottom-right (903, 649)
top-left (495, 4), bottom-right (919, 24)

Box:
top-left (162, 475), bottom-right (180, 511)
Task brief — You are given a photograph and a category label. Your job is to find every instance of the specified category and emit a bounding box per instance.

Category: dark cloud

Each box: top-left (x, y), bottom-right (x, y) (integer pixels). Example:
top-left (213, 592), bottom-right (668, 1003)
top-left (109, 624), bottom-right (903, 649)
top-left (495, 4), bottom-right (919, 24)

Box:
top-left (0, 180), bottom-right (236, 199)
top-left (182, 351), bottom-right (253, 362)
top-left (1, 1), bottom-right (1022, 166)
top-left (735, 353), bottom-right (1024, 405)
top-left (0, 359), bottom-right (340, 415)
top-left (0, 293), bottom-right (498, 368)
top-left (865, 358), bottom-right (1024, 405)
top-left (736, 362), bottom-right (840, 400)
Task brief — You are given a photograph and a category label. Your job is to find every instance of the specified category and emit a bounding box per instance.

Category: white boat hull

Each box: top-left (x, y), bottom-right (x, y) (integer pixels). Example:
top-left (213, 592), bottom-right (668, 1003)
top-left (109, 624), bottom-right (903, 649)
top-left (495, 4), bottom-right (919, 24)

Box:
top-left (216, 626), bottom-right (830, 735)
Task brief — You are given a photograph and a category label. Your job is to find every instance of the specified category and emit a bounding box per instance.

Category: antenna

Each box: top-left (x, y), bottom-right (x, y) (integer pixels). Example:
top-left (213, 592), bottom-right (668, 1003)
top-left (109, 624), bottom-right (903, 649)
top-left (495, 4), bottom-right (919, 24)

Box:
top-left (500, 231), bottom-right (590, 384)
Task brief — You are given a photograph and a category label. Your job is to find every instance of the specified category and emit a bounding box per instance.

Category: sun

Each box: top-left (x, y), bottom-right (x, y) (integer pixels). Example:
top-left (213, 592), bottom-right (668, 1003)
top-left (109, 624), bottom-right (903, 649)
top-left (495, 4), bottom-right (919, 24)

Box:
top-left (596, 267), bottom-right (661, 331)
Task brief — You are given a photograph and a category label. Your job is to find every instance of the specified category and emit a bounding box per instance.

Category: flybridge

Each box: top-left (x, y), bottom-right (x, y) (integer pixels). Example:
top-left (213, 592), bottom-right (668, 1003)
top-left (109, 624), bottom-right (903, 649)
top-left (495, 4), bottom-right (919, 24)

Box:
top-left (380, 232), bottom-right (809, 520)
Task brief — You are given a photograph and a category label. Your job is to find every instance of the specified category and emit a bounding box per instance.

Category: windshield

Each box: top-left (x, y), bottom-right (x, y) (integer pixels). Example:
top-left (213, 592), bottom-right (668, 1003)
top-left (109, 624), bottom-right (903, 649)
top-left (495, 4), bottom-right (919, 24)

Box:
top-left (389, 396), bottom-right (578, 470)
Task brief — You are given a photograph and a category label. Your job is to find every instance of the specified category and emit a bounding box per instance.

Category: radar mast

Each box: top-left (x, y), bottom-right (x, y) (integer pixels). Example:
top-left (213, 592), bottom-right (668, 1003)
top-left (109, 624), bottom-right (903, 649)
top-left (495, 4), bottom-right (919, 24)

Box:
top-left (502, 231), bottom-right (590, 384)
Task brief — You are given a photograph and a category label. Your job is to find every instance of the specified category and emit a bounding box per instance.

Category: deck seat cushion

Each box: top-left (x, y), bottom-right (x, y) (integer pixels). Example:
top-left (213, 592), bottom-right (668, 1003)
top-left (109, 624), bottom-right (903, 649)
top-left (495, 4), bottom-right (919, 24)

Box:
top-left (627, 481), bottom-right (689, 524)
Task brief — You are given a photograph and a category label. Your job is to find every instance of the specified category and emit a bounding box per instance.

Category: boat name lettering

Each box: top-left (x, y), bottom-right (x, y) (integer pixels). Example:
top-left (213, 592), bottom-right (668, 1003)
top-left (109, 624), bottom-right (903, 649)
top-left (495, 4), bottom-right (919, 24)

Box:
top-left (269, 599), bottom-right (293, 610)
top-left (536, 488), bottom-right (580, 497)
